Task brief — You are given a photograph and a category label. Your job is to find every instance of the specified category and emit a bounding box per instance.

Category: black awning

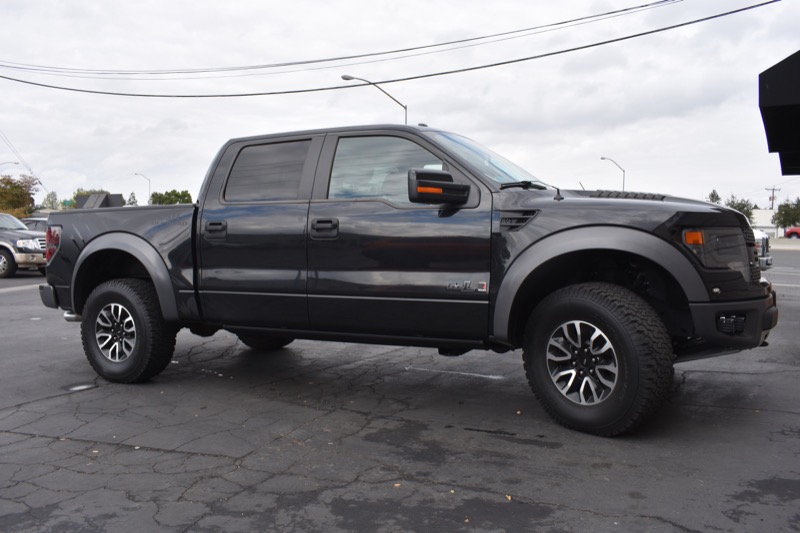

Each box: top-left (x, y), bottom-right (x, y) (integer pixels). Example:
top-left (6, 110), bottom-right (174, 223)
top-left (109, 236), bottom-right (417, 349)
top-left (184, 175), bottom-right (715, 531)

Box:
top-left (759, 50), bottom-right (800, 175)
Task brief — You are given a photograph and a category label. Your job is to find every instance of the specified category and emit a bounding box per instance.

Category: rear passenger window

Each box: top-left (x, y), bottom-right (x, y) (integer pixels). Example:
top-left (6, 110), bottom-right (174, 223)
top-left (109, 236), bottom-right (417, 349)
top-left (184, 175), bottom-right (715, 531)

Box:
top-left (224, 140), bottom-right (311, 202)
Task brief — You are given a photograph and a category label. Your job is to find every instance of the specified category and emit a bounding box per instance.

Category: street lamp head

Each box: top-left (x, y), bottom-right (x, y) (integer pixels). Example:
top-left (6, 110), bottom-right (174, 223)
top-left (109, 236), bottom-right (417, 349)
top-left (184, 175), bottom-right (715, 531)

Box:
top-left (340, 73), bottom-right (407, 124)
top-left (599, 157), bottom-right (626, 191)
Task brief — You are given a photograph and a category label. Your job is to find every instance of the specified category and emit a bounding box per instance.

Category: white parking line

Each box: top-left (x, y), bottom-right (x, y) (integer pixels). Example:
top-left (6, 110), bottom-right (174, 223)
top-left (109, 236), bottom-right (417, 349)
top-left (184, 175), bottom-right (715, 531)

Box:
top-left (772, 283), bottom-right (800, 288)
top-left (0, 284), bottom-right (38, 294)
top-left (404, 366), bottom-right (505, 380)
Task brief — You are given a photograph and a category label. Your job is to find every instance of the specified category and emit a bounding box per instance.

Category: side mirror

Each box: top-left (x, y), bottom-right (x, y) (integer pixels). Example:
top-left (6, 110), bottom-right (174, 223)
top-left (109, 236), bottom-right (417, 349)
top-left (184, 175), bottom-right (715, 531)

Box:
top-left (408, 169), bottom-right (470, 205)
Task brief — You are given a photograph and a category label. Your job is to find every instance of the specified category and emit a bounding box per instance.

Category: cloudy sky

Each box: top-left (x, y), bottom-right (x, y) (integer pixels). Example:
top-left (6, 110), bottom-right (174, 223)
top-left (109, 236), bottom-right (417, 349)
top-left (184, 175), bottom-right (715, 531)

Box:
top-left (1, 0), bottom-right (797, 209)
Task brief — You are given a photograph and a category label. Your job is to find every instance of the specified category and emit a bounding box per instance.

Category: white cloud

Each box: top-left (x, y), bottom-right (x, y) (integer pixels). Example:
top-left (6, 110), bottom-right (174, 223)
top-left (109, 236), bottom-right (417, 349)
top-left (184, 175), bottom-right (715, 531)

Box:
top-left (0, 0), bottom-right (797, 208)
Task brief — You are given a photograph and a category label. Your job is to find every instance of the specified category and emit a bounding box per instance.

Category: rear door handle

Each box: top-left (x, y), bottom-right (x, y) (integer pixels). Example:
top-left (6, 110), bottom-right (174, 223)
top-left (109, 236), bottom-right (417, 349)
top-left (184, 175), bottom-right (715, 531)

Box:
top-left (205, 220), bottom-right (228, 238)
top-left (311, 218), bottom-right (339, 239)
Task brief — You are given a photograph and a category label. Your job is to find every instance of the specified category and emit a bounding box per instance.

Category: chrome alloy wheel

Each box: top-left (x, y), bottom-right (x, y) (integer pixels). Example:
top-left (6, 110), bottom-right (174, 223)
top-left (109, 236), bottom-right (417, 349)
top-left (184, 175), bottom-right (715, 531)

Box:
top-left (95, 303), bottom-right (136, 362)
top-left (0, 255), bottom-right (7, 275)
top-left (546, 320), bottom-right (618, 405)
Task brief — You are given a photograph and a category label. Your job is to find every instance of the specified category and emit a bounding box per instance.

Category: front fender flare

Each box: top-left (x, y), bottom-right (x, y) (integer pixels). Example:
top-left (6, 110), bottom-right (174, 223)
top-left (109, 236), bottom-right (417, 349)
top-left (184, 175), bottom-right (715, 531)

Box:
top-left (492, 226), bottom-right (707, 343)
top-left (72, 233), bottom-right (179, 321)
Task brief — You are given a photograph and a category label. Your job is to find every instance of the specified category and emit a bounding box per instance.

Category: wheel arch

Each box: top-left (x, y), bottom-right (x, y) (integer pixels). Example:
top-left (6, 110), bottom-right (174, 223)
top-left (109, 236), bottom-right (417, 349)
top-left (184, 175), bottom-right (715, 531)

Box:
top-left (493, 226), bottom-right (708, 347)
top-left (72, 233), bottom-right (178, 321)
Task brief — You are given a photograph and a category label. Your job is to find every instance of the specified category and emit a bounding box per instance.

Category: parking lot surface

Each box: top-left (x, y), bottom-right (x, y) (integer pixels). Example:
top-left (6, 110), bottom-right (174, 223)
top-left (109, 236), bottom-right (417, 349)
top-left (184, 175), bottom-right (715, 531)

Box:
top-left (1, 250), bottom-right (798, 532)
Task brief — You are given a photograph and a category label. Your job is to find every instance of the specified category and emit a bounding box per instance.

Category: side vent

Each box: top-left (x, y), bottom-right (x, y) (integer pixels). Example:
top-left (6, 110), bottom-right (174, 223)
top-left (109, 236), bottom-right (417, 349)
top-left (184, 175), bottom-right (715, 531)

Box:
top-left (498, 210), bottom-right (538, 232)
top-left (591, 190), bottom-right (666, 201)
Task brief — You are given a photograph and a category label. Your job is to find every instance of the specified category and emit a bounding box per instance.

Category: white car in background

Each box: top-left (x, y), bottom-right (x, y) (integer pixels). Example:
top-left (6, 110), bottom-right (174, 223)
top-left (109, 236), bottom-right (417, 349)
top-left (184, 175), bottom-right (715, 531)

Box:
top-left (753, 228), bottom-right (772, 270)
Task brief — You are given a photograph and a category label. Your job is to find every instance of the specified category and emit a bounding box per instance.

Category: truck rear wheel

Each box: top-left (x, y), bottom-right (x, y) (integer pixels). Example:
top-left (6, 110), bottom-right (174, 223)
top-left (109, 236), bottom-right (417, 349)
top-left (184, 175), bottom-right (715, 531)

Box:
top-left (81, 279), bottom-right (177, 383)
top-left (522, 282), bottom-right (674, 436)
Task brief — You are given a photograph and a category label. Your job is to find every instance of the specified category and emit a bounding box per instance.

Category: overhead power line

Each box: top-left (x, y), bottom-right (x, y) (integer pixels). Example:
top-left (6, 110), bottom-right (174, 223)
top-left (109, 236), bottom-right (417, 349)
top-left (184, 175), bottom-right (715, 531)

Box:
top-left (0, 0), bottom-right (682, 79)
top-left (0, 127), bottom-right (46, 191)
top-left (0, 0), bottom-right (780, 99)
top-left (0, 128), bottom-right (32, 172)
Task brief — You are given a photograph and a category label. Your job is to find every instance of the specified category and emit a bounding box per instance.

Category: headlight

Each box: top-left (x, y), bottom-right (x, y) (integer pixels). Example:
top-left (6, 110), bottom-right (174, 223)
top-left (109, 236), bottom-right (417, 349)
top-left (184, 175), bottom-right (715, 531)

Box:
top-left (682, 227), bottom-right (750, 281)
top-left (16, 239), bottom-right (41, 251)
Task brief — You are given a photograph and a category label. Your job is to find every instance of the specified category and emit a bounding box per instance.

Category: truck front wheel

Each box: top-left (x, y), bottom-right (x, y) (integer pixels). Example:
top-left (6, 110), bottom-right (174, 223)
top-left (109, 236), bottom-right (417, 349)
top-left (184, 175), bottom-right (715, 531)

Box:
top-left (522, 282), bottom-right (674, 436)
top-left (81, 279), bottom-right (177, 383)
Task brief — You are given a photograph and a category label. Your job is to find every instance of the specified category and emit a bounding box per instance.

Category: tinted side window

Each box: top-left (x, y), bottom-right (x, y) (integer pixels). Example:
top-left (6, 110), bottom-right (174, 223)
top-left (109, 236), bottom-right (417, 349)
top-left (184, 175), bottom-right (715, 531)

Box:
top-left (328, 136), bottom-right (443, 205)
top-left (224, 140), bottom-right (311, 202)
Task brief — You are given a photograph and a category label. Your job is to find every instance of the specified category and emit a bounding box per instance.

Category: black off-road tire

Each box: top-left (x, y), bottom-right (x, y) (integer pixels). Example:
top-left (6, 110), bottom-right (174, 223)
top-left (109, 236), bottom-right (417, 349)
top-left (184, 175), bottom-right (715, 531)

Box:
top-left (0, 249), bottom-right (17, 278)
top-left (237, 333), bottom-right (294, 351)
top-left (522, 282), bottom-right (674, 436)
top-left (81, 279), bottom-right (177, 383)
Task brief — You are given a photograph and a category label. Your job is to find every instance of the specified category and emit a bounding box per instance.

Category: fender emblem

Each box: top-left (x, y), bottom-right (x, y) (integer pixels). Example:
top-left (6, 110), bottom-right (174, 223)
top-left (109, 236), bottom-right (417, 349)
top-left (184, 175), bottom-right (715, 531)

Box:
top-left (447, 281), bottom-right (488, 293)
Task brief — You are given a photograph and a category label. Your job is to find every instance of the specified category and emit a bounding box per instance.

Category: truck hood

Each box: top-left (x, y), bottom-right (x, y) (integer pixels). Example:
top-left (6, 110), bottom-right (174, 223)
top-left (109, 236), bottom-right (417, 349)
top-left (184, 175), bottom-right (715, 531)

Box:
top-left (492, 188), bottom-right (749, 236)
top-left (496, 188), bottom-right (739, 215)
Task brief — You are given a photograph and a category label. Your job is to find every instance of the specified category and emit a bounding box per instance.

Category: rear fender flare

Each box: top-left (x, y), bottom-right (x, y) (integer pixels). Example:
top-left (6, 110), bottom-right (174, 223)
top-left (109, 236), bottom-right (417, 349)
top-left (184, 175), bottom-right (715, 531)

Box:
top-left (72, 233), bottom-right (178, 321)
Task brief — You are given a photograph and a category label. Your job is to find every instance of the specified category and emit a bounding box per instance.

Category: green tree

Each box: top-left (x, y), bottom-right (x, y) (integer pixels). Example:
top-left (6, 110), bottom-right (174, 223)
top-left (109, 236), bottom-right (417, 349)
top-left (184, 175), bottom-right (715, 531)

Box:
top-left (772, 198), bottom-right (800, 228)
top-left (42, 191), bottom-right (59, 210)
top-left (724, 195), bottom-right (755, 225)
top-left (150, 189), bottom-right (193, 205)
top-left (706, 189), bottom-right (721, 204)
top-left (0, 174), bottom-right (38, 216)
top-left (127, 192), bottom-right (138, 206)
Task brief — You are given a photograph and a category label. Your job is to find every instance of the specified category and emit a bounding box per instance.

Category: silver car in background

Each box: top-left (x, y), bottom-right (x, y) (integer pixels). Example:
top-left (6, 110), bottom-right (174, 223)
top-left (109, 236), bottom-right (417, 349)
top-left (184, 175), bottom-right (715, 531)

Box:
top-left (0, 213), bottom-right (47, 278)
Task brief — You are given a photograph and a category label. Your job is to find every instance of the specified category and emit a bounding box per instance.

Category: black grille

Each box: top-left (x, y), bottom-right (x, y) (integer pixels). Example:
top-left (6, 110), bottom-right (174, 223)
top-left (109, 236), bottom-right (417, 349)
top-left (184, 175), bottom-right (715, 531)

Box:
top-left (498, 211), bottom-right (538, 231)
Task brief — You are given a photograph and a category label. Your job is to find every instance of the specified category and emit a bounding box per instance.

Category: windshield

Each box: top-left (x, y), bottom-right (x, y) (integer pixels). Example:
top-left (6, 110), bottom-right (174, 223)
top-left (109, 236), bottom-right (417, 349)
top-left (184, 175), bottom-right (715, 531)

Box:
top-left (0, 213), bottom-right (28, 230)
top-left (425, 131), bottom-right (550, 187)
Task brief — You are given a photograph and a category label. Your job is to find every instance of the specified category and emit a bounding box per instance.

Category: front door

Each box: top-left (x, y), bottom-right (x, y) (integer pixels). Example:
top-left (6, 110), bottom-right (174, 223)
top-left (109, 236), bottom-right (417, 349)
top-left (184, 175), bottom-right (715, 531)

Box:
top-left (307, 133), bottom-right (492, 340)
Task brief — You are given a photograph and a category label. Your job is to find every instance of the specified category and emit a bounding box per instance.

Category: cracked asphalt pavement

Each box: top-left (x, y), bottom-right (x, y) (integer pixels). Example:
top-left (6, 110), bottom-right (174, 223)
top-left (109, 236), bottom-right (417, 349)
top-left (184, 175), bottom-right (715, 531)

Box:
top-left (1, 250), bottom-right (798, 532)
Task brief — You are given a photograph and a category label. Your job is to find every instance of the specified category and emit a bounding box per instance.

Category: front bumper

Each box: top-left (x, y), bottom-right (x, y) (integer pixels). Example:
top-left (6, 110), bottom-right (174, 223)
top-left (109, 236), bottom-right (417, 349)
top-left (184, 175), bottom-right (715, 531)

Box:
top-left (688, 284), bottom-right (778, 351)
top-left (13, 251), bottom-right (45, 268)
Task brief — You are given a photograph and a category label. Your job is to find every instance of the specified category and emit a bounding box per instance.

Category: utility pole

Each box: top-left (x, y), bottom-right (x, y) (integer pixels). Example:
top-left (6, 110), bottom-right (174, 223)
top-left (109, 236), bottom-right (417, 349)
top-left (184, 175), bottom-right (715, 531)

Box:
top-left (765, 186), bottom-right (781, 210)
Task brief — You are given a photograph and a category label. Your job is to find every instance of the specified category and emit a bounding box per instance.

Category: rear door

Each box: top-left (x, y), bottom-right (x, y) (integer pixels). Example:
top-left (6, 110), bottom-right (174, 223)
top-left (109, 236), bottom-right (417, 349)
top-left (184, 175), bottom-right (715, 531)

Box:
top-left (306, 131), bottom-right (492, 340)
top-left (197, 134), bottom-right (323, 329)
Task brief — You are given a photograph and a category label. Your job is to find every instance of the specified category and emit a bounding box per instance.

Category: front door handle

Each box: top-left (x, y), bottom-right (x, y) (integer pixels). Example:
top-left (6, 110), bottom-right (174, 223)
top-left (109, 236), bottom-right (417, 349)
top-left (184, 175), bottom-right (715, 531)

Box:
top-left (311, 218), bottom-right (339, 239)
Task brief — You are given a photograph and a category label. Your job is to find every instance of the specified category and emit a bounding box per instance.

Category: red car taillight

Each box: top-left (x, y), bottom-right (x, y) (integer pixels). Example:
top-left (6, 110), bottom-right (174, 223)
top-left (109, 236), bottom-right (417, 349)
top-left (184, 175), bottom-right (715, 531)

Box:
top-left (46, 226), bottom-right (61, 263)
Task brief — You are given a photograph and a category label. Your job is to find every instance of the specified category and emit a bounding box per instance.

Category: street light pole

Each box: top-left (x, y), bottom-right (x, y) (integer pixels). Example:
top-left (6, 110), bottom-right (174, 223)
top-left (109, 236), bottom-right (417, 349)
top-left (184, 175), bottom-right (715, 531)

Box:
top-left (134, 173), bottom-right (151, 205)
top-left (600, 157), bottom-right (626, 192)
top-left (0, 161), bottom-right (19, 168)
top-left (341, 75), bottom-right (408, 125)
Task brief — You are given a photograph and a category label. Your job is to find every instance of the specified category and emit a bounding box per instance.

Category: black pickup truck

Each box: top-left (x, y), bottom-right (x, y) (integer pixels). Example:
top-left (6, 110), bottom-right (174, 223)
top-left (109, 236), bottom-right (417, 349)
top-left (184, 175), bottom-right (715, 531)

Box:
top-left (39, 125), bottom-right (778, 435)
